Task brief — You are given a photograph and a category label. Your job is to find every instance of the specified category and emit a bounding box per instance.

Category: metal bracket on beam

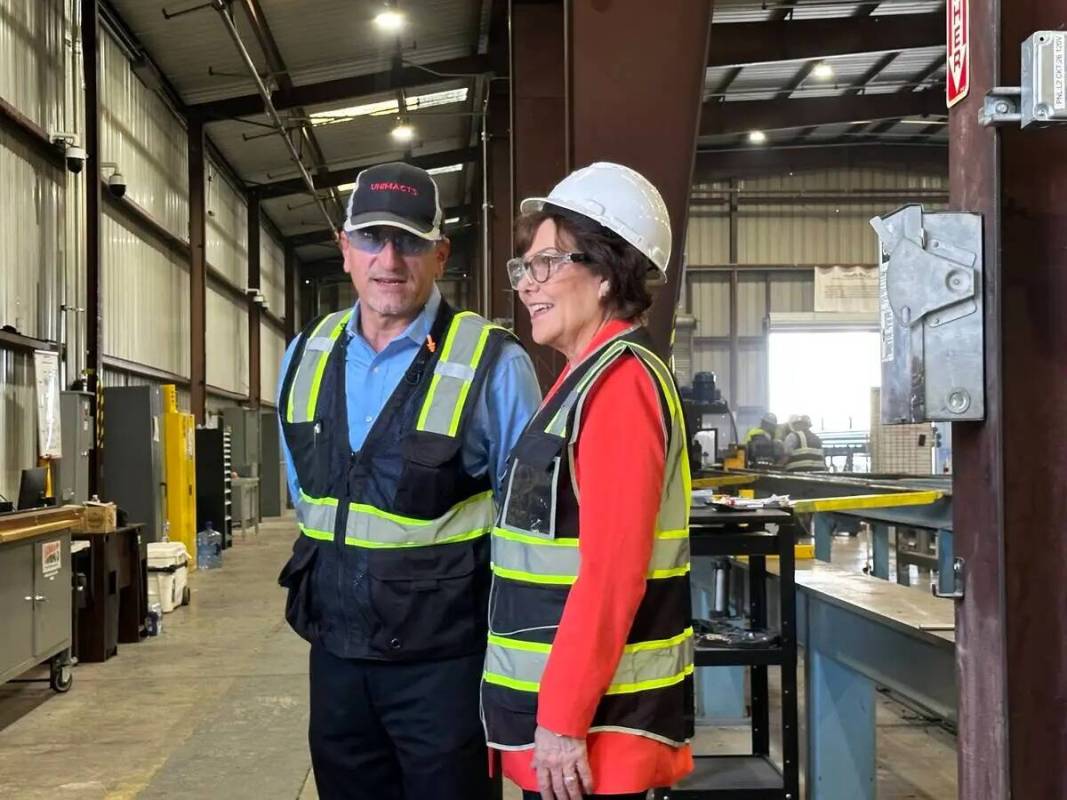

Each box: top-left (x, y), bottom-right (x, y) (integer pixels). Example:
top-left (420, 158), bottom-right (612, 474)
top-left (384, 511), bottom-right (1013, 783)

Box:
top-left (980, 31), bottom-right (1067, 128)
top-left (932, 557), bottom-right (966, 600)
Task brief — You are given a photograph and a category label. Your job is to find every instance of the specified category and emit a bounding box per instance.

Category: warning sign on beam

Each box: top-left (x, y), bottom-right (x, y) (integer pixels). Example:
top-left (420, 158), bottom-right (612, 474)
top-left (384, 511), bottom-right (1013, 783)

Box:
top-left (947, 0), bottom-right (970, 107)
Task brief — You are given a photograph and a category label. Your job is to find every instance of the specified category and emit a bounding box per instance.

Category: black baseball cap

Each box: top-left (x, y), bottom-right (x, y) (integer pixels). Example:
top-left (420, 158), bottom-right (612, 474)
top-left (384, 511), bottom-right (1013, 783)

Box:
top-left (343, 162), bottom-right (443, 240)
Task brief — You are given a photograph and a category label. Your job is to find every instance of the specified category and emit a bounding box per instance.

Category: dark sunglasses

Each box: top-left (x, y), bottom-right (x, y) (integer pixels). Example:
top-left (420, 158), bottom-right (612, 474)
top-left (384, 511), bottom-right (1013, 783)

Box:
top-left (347, 227), bottom-right (437, 257)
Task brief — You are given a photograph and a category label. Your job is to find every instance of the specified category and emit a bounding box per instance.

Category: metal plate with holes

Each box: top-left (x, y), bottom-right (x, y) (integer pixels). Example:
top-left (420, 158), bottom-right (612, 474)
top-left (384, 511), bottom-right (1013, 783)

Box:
top-left (871, 206), bottom-right (985, 423)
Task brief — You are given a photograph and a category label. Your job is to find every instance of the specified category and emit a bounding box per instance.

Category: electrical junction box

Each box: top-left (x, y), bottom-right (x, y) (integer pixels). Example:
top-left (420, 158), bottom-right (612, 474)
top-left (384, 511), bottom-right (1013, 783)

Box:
top-left (1022, 31), bottom-right (1067, 128)
top-left (870, 205), bottom-right (985, 425)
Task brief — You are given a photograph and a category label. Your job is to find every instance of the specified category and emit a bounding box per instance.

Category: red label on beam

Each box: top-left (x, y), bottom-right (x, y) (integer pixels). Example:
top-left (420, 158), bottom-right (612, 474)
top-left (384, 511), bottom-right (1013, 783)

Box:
top-left (947, 0), bottom-right (970, 107)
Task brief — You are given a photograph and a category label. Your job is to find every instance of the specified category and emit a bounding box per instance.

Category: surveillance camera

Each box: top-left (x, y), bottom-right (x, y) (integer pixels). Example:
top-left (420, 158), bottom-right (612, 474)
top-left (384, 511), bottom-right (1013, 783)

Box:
top-left (107, 171), bottom-right (127, 199)
top-left (64, 144), bottom-right (87, 174)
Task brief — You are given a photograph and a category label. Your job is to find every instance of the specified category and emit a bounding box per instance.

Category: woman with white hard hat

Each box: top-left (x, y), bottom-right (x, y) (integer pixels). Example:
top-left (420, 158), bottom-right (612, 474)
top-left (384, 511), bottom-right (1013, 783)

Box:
top-left (482, 163), bottom-right (694, 799)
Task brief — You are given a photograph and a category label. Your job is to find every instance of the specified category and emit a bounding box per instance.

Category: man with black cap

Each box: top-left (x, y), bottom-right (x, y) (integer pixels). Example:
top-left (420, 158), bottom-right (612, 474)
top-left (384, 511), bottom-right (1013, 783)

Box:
top-left (276, 162), bottom-right (541, 800)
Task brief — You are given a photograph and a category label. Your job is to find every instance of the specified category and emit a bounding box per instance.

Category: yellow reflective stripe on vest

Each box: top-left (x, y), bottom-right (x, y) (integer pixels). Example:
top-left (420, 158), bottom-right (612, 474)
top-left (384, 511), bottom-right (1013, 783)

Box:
top-left (286, 310), bottom-right (353, 423)
top-left (416, 312), bottom-right (503, 438)
top-left (297, 490), bottom-right (493, 548)
top-left (490, 527), bottom-right (689, 585)
top-left (295, 492), bottom-right (339, 539)
top-left (484, 628), bottom-right (695, 695)
top-left (343, 490), bottom-right (494, 548)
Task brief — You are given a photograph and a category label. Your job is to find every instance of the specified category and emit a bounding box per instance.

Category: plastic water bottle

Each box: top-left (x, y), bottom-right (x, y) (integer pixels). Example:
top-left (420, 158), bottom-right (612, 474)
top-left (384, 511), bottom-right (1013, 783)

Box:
top-left (197, 522), bottom-right (223, 570)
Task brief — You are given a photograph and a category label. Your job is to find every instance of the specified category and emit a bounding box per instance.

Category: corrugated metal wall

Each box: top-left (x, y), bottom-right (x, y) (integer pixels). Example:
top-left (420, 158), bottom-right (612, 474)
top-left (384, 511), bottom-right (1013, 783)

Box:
top-left (206, 287), bottom-right (249, 394)
top-left (100, 32), bottom-right (188, 238)
top-left (0, 128), bottom-right (66, 340)
top-left (101, 209), bottom-right (190, 375)
top-left (0, 350), bottom-right (38, 501)
top-left (0, 0), bottom-right (67, 131)
top-left (680, 166), bottom-right (947, 432)
top-left (261, 323), bottom-right (286, 404)
top-left (261, 228), bottom-right (285, 315)
top-left (207, 161), bottom-right (248, 284)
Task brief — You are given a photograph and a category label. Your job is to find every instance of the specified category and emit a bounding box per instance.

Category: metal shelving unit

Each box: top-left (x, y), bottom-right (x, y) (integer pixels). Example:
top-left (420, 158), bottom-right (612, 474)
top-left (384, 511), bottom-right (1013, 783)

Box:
top-left (659, 508), bottom-right (800, 800)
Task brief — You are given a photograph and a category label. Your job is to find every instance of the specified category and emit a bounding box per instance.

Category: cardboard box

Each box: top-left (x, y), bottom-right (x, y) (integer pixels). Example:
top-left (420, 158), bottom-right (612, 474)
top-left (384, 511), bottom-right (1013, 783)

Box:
top-left (83, 501), bottom-right (117, 532)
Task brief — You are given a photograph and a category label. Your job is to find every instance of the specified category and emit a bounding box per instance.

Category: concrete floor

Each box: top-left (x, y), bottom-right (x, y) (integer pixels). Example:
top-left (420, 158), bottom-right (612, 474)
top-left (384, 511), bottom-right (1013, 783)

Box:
top-left (0, 514), bottom-right (955, 799)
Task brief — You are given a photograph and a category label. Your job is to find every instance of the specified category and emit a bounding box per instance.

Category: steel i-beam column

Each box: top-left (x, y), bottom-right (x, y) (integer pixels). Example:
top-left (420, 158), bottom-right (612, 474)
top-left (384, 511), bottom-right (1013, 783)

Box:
top-left (950, 0), bottom-right (1067, 797)
top-left (248, 193), bottom-right (261, 407)
top-left (188, 115), bottom-right (207, 423)
top-left (568, 0), bottom-right (713, 359)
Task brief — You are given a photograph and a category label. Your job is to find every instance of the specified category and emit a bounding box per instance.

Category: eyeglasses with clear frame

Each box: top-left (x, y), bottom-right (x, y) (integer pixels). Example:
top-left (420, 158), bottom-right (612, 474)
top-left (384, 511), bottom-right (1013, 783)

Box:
top-left (506, 250), bottom-right (589, 289)
top-left (347, 227), bottom-right (437, 257)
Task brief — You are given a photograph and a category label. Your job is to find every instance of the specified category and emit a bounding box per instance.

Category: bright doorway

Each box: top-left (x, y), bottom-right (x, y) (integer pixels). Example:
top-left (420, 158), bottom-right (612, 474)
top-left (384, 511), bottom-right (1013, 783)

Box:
top-left (768, 330), bottom-right (881, 433)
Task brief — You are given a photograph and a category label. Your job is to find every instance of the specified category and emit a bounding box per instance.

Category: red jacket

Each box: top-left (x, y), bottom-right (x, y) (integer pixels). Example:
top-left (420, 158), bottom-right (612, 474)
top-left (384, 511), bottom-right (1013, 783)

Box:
top-left (500, 320), bottom-right (693, 794)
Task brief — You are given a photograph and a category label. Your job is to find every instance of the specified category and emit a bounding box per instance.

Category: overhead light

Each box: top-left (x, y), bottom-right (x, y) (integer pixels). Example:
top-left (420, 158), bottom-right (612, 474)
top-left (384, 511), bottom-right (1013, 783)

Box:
top-left (426, 163), bottom-right (463, 176)
top-left (391, 123), bottom-right (415, 142)
top-left (812, 62), bottom-right (834, 80)
top-left (374, 9), bottom-right (405, 32)
top-left (748, 130), bottom-right (767, 145)
top-left (444, 216), bottom-right (461, 224)
top-left (408, 87), bottom-right (469, 110)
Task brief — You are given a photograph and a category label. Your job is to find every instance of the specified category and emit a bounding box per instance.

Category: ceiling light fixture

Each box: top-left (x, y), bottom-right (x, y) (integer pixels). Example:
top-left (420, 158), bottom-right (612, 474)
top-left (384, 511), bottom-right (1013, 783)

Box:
top-left (374, 9), bottom-right (405, 32)
top-left (812, 62), bottom-right (834, 80)
top-left (748, 130), bottom-right (767, 145)
top-left (391, 122), bottom-right (415, 142)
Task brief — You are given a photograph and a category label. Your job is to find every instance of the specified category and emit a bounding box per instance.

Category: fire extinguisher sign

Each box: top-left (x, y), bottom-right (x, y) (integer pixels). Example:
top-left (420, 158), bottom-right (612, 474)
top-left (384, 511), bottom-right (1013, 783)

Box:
top-left (947, 0), bottom-right (970, 107)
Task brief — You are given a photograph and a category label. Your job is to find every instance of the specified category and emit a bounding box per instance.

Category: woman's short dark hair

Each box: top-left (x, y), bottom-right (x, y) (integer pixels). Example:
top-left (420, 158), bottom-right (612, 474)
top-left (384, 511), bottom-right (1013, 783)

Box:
top-left (514, 204), bottom-right (655, 321)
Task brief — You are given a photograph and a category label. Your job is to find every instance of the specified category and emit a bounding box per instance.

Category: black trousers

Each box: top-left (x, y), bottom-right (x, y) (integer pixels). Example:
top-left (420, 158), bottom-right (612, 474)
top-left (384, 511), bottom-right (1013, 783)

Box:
top-left (309, 645), bottom-right (494, 800)
top-left (522, 792), bottom-right (647, 799)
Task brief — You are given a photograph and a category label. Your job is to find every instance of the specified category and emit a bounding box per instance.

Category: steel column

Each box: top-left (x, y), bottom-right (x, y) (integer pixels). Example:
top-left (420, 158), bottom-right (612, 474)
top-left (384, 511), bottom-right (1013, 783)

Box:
top-left (284, 242), bottom-right (297, 341)
top-left (82, 0), bottom-right (103, 493)
top-left (871, 522), bottom-right (890, 580)
top-left (806, 649), bottom-right (876, 800)
top-left (510, 0), bottom-right (568, 389)
top-left (951, 1), bottom-right (1067, 797)
top-left (188, 115), bottom-right (207, 424)
top-left (248, 193), bottom-right (261, 407)
top-left (568, 0), bottom-right (713, 358)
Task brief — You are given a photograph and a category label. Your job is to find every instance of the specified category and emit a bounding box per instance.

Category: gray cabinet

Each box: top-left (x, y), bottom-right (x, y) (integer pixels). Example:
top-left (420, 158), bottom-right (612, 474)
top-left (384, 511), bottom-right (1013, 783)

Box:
top-left (57, 391), bottom-right (94, 505)
top-left (0, 533), bottom-right (72, 687)
top-left (223, 408), bottom-right (261, 477)
top-left (259, 410), bottom-right (285, 517)
top-left (103, 386), bottom-right (166, 542)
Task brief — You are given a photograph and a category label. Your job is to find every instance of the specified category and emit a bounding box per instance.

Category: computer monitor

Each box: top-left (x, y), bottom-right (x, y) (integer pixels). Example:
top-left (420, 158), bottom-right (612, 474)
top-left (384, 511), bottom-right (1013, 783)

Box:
top-left (17, 468), bottom-right (48, 510)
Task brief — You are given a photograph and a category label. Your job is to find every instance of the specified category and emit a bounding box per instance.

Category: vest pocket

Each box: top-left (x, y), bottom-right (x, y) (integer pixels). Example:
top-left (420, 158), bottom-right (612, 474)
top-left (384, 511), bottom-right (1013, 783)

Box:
top-left (277, 535), bottom-right (320, 643)
top-left (393, 433), bottom-right (465, 518)
top-left (366, 543), bottom-right (480, 659)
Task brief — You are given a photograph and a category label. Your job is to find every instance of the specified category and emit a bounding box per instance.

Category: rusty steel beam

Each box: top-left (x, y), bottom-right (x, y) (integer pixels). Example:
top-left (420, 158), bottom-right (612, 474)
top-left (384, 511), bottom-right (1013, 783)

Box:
top-left (951, 1), bottom-right (1067, 798)
top-left (510, 0), bottom-right (569, 389)
top-left (189, 115), bottom-right (208, 424)
top-left (189, 54), bottom-right (489, 119)
top-left (570, 0), bottom-right (713, 362)
top-left (83, 0), bottom-right (103, 493)
top-left (257, 146), bottom-right (478, 198)
top-left (248, 193), bottom-right (262, 407)
top-left (708, 12), bottom-right (943, 67)
top-left (701, 88), bottom-right (944, 136)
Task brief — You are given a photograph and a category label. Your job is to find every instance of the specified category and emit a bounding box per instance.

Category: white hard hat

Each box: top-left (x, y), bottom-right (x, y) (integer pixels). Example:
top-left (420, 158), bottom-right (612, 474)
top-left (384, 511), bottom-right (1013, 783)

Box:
top-left (520, 162), bottom-right (672, 283)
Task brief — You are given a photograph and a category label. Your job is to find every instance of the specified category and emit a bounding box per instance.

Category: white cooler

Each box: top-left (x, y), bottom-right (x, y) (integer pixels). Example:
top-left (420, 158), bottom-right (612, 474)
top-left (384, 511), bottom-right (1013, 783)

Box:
top-left (147, 542), bottom-right (191, 613)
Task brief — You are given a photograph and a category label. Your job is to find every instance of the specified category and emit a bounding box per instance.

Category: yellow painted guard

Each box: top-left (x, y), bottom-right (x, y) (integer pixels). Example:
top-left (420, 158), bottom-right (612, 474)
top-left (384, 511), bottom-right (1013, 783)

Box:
top-left (790, 490), bottom-right (943, 514)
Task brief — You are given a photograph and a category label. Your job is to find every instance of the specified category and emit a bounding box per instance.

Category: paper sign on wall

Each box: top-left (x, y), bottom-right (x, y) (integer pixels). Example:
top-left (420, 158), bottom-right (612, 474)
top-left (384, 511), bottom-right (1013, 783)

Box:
top-left (33, 350), bottom-right (62, 459)
top-left (814, 266), bottom-right (879, 314)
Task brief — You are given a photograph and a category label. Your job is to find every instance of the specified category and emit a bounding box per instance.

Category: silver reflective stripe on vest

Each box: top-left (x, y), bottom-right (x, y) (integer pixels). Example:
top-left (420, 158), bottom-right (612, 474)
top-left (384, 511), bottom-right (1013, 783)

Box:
top-left (491, 527), bottom-right (690, 585)
top-left (286, 310), bottom-right (353, 423)
top-left (484, 628), bottom-right (695, 694)
top-left (343, 490), bottom-right (495, 548)
top-left (786, 430), bottom-right (825, 471)
top-left (416, 312), bottom-right (502, 438)
top-left (295, 492), bottom-right (339, 541)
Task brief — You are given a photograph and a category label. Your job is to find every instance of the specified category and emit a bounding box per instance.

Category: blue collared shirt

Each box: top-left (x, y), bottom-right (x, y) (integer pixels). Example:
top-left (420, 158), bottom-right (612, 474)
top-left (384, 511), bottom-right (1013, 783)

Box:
top-left (278, 286), bottom-right (542, 503)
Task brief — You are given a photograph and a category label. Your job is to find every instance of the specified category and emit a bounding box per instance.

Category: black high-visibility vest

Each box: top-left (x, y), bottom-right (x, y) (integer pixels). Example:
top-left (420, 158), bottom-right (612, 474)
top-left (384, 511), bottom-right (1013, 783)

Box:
top-left (481, 326), bottom-right (695, 749)
top-left (277, 299), bottom-right (515, 661)
top-left (785, 429), bottom-right (825, 472)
